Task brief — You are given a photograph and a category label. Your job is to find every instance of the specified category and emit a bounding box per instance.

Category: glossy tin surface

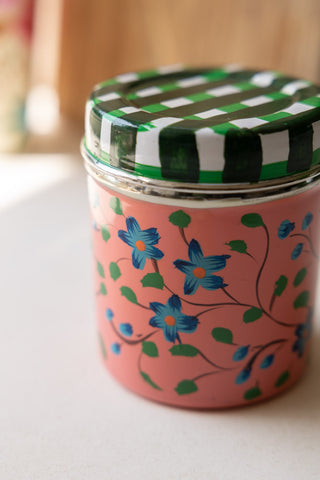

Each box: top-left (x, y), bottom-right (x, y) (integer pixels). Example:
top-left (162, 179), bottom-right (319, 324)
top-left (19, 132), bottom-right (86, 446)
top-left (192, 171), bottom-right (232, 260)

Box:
top-left (83, 66), bottom-right (320, 408)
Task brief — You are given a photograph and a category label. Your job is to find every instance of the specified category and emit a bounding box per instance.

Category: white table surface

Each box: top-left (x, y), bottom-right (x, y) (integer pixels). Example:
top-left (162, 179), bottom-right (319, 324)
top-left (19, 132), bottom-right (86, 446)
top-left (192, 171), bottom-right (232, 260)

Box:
top-left (1, 154), bottom-right (320, 480)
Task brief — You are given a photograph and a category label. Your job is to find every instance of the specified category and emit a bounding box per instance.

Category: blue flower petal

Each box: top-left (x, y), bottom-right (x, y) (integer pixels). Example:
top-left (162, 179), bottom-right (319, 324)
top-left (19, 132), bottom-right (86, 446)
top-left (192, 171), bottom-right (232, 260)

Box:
top-left (184, 275), bottom-right (200, 295)
top-left (168, 294), bottom-right (181, 312)
top-left (278, 220), bottom-right (295, 239)
top-left (291, 243), bottom-right (303, 260)
top-left (173, 259), bottom-right (194, 274)
top-left (126, 216), bottom-right (141, 236)
top-left (202, 255), bottom-right (231, 273)
top-left (149, 315), bottom-right (164, 328)
top-left (111, 342), bottom-right (121, 355)
top-left (149, 302), bottom-right (166, 315)
top-left (118, 229), bottom-right (135, 247)
top-left (302, 212), bottom-right (313, 230)
top-left (164, 324), bottom-right (178, 343)
top-left (188, 239), bottom-right (204, 263)
top-left (175, 314), bottom-right (198, 333)
top-left (132, 248), bottom-right (147, 269)
top-left (119, 323), bottom-right (133, 337)
top-left (105, 308), bottom-right (114, 321)
top-left (235, 368), bottom-right (251, 384)
top-left (200, 274), bottom-right (226, 291)
top-left (144, 245), bottom-right (164, 261)
top-left (232, 345), bottom-right (249, 362)
top-left (139, 228), bottom-right (160, 244)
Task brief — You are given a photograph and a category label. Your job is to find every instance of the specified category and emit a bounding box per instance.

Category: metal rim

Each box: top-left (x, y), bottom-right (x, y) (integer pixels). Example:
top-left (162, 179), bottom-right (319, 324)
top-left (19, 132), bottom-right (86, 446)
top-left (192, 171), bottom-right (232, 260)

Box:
top-left (81, 140), bottom-right (320, 207)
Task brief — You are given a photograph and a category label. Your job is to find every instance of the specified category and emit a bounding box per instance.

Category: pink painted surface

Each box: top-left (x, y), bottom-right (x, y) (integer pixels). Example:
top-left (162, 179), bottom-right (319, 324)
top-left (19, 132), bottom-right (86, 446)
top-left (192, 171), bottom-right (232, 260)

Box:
top-left (88, 175), bottom-right (320, 408)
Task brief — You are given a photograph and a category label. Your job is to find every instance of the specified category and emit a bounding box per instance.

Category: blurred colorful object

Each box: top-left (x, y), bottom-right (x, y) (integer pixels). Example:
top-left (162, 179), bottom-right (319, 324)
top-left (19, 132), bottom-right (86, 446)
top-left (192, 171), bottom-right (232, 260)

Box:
top-left (0, 0), bottom-right (34, 152)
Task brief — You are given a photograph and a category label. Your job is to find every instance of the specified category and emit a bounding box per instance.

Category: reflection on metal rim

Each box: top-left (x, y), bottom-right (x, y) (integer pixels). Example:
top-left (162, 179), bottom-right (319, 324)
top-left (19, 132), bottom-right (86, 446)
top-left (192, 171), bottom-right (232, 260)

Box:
top-left (81, 141), bottom-right (320, 208)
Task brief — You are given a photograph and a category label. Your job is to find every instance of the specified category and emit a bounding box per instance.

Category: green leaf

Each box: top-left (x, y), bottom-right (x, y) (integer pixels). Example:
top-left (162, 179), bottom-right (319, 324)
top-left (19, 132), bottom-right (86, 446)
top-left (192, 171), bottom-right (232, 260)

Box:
top-left (274, 275), bottom-right (288, 297)
top-left (120, 286), bottom-right (137, 304)
top-left (175, 380), bottom-right (198, 395)
top-left (294, 268), bottom-right (307, 287)
top-left (243, 307), bottom-right (263, 323)
top-left (100, 283), bottom-right (107, 295)
top-left (169, 210), bottom-right (191, 228)
top-left (169, 344), bottom-right (199, 357)
top-left (140, 371), bottom-right (162, 390)
top-left (241, 213), bottom-right (264, 228)
top-left (142, 341), bottom-right (159, 357)
top-left (141, 272), bottom-right (164, 290)
top-left (98, 333), bottom-right (107, 359)
top-left (225, 240), bottom-right (248, 254)
top-left (101, 225), bottom-right (111, 242)
top-left (244, 387), bottom-right (262, 401)
top-left (211, 327), bottom-right (233, 344)
top-left (109, 197), bottom-right (123, 215)
top-left (97, 261), bottom-right (105, 278)
top-left (109, 262), bottom-right (121, 280)
top-left (275, 370), bottom-right (290, 387)
top-left (293, 291), bottom-right (309, 309)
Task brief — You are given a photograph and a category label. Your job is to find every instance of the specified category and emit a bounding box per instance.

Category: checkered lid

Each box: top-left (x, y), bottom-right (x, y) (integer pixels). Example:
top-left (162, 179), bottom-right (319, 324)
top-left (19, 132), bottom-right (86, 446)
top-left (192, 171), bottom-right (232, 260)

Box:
top-left (84, 65), bottom-right (320, 184)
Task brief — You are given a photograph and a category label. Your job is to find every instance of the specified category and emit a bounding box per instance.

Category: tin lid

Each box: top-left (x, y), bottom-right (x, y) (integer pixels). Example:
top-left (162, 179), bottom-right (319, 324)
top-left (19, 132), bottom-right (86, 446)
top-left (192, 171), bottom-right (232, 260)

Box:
top-left (84, 65), bottom-right (320, 185)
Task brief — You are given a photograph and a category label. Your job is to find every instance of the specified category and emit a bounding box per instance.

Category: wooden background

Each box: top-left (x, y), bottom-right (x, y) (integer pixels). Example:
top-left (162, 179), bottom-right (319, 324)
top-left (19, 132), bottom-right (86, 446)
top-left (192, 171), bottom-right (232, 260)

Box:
top-left (58, 0), bottom-right (320, 123)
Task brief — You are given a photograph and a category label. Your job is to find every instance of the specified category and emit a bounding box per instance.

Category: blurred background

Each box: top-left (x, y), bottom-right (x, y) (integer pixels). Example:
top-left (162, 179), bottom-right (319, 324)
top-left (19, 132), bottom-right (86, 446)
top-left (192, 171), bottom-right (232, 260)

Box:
top-left (0, 0), bottom-right (320, 206)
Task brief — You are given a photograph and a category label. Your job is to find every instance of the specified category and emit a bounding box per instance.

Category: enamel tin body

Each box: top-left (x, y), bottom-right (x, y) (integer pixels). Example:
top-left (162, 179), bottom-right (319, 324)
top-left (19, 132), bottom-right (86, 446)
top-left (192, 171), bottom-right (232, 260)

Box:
top-left (82, 66), bottom-right (320, 408)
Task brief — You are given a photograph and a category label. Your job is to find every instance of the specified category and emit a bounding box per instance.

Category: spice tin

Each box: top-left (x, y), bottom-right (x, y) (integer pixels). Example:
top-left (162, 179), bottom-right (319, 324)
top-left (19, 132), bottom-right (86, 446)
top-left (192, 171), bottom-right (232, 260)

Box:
top-left (82, 65), bottom-right (320, 408)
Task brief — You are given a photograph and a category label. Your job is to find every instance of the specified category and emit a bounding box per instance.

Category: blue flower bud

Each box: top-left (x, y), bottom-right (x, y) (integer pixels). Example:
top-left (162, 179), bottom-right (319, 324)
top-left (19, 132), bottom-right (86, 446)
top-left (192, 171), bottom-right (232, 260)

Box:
top-left (291, 243), bottom-right (303, 260)
top-left (111, 342), bottom-right (121, 355)
top-left (232, 345), bottom-right (249, 362)
top-left (302, 212), bottom-right (313, 230)
top-left (105, 308), bottom-right (114, 321)
top-left (119, 323), bottom-right (133, 337)
top-left (278, 220), bottom-right (295, 239)
top-left (235, 368), bottom-right (251, 384)
top-left (260, 354), bottom-right (274, 369)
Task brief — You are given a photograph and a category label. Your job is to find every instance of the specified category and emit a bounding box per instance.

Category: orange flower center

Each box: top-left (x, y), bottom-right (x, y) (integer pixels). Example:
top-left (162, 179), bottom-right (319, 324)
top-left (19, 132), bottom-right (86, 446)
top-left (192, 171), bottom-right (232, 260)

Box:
top-left (164, 315), bottom-right (176, 326)
top-left (135, 240), bottom-right (146, 251)
top-left (193, 267), bottom-right (206, 279)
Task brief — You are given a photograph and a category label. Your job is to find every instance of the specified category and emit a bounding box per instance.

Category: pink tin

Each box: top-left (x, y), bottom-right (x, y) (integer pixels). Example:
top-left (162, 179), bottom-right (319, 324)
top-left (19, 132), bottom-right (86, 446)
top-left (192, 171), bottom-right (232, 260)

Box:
top-left (82, 66), bottom-right (320, 408)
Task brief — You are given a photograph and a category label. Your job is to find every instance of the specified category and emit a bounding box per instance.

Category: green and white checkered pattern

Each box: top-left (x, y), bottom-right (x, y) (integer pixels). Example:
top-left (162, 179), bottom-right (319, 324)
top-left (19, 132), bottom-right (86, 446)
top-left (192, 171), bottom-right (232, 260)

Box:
top-left (85, 65), bottom-right (320, 184)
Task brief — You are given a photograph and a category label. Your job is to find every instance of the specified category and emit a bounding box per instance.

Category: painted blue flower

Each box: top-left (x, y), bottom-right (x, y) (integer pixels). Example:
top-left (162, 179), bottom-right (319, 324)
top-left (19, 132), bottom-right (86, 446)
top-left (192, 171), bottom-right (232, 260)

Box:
top-left (278, 220), bottom-right (295, 239)
top-left (149, 294), bottom-right (198, 344)
top-left (111, 342), bottom-right (121, 355)
top-left (173, 239), bottom-right (230, 295)
top-left (118, 217), bottom-right (164, 270)
top-left (119, 323), bottom-right (133, 337)
top-left (105, 308), bottom-right (114, 321)
top-left (291, 243), bottom-right (303, 260)
top-left (302, 212), bottom-right (313, 230)
top-left (292, 308), bottom-right (313, 357)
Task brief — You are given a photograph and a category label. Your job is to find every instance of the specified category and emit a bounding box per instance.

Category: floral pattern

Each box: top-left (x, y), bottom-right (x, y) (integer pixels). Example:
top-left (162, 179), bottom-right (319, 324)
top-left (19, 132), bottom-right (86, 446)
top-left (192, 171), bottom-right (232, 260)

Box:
top-left (173, 239), bottom-right (230, 295)
top-left (118, 216), bottom-right (164, 269)
top-left (91, 186), bottom-right (320, 408)
top-left (149, 294), bottom-right (199, 343)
